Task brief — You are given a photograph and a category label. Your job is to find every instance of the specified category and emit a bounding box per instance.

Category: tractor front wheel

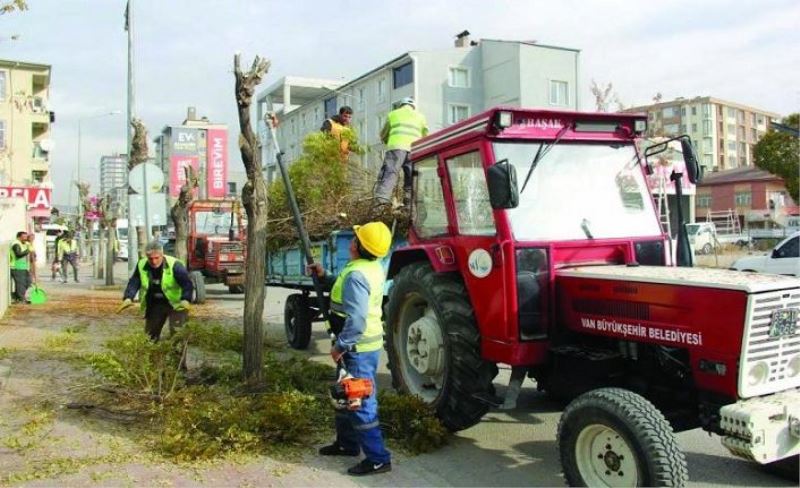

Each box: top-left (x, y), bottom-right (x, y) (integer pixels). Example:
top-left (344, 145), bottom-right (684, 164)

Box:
top-left (385, 262), bottom-right (497, 432)
top-left (189, 271), bottom-right (206, 304)
top-left (558, 387), bottom-right (688, 487)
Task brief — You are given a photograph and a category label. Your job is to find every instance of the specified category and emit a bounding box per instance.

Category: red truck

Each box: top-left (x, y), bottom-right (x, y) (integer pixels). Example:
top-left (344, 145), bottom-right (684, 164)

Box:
top-left (383, 107), bottom-right (799, 485)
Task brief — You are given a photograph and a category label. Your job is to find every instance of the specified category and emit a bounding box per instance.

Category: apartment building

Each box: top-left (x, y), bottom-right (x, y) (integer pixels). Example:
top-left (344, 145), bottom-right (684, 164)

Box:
top-left (624, 97), bottom-right (779, 173)
top-left (256, 34), bottom-right (580, 182)
top-left (0, 59), bottom-right (54, 219)
top-left (99, 154), bottom-right (128, 212)
top-left (152, 107), bottom-right (231, 204)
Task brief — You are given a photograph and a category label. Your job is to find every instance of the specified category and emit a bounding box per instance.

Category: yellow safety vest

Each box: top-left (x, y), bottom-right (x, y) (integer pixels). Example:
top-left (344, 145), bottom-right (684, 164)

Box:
top-left (9, 239), bottom-right (30, 271)
top-left (326, 118), bottom-right (352, 162)
top-left (329, 259), bottom-right (385, 352)
top-left (385, 105), bottom-right (428, 151)
top-left (57, 239), bottom-right (78, 261)
top-left (137, 255), bottom-right (184, 312)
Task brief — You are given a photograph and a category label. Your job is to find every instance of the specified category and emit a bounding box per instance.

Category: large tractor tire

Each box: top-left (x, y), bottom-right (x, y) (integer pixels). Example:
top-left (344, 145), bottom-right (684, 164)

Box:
top-left (385, 262), bottom-right (498, 432)
top-left (189, 271), bottom-right (206, 304)
top-left (558, 387), bottom-right (688, 487)
top-left (285, 293), bottom-right (313, 350)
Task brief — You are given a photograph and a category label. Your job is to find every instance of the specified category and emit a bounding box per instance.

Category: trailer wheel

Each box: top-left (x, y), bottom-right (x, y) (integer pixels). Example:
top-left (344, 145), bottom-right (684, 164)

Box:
top-left (285, 293), bottom-right (312, 350)
top-left (386, 262), bottom-right (498, 432)
top-left (558, 387), bottom-right (688, 487)
top-left (189, 271), bottom-right (206, 304)
top-left (228, 284), bottom-right (245, 294)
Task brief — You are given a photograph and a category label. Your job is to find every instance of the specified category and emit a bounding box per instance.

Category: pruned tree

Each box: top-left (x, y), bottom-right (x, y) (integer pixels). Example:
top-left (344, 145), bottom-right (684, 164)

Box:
top-left (170, 164), bottom-right (198, 263)
top-left (98, 194), bottom-right (117, 285)
top-left (591, 79), bottom-right (625, 112)
top-left (754, 113), bottom-right (799, 202)
top-left (129, 118), bottom-right (149, 257)
top-left (653, 92), bottom-right (663, 104)
top-left (234, 53), bottom-right (271, 384)
top-left (0, 0), bottom-right (27, 14)
top-left (76, 181), bottom-right (91, 259)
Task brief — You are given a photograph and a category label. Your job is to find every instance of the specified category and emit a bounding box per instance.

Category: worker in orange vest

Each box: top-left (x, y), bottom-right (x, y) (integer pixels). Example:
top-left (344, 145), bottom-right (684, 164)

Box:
top-left (321, 106), bottom-right (355, 163)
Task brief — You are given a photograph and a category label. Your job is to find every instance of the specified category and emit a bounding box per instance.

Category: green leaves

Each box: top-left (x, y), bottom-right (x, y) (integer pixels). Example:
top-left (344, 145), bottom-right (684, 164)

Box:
top-left (753, 114), bottom-right (799, 202)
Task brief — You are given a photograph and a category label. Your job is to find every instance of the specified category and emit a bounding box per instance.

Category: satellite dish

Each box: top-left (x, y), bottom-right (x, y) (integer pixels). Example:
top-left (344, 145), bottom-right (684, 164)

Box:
top-left (39, 139), bottom-right (53, 152)
top-left (128, 163), bottom-right (164, 194)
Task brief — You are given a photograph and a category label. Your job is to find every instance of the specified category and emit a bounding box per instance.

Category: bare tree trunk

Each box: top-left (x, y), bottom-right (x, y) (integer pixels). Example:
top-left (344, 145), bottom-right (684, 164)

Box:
top-left (170, 165), bottom-right (198, 263)
top-left (234, 53), bottom-right (271, 384)
top-left (105, 223), bottom-right (115, 285)
top-left (129, 118), bottom-right (151, 260)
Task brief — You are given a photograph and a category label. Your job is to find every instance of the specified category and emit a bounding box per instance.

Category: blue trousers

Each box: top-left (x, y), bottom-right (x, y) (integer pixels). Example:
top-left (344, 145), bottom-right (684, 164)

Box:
top-left (335, 349), bottom-right (391, 464)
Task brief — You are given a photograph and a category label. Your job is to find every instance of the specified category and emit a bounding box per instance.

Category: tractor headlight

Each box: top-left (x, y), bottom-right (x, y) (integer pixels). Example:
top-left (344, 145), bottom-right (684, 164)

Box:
top-left (787, 355), bottom-right (800, 378)
top-left (747, 361), bottom-right (769, 386)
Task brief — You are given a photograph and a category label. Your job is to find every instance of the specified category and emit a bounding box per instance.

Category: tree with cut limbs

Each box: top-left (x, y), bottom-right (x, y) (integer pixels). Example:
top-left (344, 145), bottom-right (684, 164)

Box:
top-left (75, 181), bottom-right (91, 260)
top-left (170, 164), bottom-right (199, 263)
top-left (234, 53), bottom-right (271, 384)
top-left (98, 194), bottom-right (117, 285)
top-left (129, 118), bottom-right (150, 258)
top-left (753, 113), bottom-right (799, 202)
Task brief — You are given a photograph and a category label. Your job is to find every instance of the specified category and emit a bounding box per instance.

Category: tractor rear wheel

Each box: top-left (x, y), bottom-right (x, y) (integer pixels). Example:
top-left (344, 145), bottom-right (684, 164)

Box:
top-left (385, 262), bottom-right (497, 432)
top-left (285, 293), bottom-right (312, 350)
top-left (558, 387), bottom-right (688, 487)
top-left (189, 271), bottom-right (206, 304)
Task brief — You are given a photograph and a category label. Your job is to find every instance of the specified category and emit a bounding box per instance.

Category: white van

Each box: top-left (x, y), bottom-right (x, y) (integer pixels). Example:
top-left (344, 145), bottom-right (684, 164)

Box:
top-left (117, 218), bottom-right (129, 260)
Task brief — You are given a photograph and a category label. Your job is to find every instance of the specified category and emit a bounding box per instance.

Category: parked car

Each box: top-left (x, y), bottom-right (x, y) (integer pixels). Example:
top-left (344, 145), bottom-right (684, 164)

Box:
top-left (730, 231), bottom-right (799, 276)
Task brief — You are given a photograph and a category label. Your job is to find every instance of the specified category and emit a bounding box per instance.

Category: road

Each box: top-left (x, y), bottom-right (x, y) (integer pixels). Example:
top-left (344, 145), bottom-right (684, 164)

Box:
top-left (202, 277), bottom-right (795, 487)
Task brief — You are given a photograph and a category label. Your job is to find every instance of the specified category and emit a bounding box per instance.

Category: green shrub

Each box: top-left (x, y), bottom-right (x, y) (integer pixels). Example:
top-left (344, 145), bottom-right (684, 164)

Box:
top-left (379, 391), bottom-right (449, 453)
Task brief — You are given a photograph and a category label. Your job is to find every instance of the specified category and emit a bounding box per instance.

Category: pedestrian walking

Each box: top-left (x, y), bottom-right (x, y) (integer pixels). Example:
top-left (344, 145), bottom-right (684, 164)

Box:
top-left (308, 221), bottom-right (393, 476)
top-left (374, 97), bottom-right (428, 207)
top-left (9, 231), bottom-right (33, 303)
top-left (57, 232), bottom-right (80, 283)
top-left (117, 240), bottom-right (193, 342)
top-left (51, 229), bottom-right (64, 281)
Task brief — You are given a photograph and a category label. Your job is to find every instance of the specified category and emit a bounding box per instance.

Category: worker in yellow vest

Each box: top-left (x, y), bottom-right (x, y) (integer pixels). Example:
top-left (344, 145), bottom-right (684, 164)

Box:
top-left (307, 221), bottom-right (393, 476)
top-left (321, 106), bottom-right (355, 163)
top-left (118, 240), bottom-right (194, 342)
top-left (57, 231), bottom-right (80, 283)
top-left (9, 231), bottom-right (33, 303)
top-left (374, 97), bottom-right (428, 207)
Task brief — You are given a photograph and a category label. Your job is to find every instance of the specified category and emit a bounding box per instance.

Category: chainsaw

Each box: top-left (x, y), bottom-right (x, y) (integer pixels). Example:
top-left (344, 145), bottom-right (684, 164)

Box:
top-left (330, 363), bottom-right (374, 411)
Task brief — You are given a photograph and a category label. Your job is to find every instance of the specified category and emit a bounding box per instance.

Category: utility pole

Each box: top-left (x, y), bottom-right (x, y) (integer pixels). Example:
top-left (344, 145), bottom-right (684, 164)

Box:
top-left (126, 0), bottom-right (137, 275)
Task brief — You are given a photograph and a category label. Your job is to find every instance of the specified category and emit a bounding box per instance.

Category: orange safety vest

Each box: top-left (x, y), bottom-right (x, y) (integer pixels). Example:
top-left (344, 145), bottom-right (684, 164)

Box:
top-left (326, 118), bottom-right (351, 162)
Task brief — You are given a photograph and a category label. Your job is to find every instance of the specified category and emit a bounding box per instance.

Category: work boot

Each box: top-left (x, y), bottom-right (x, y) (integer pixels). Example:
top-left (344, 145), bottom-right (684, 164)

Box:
top-left (347, 459), bottom-right (392, 476)
top-left (319, 442), bottom-right (359, 457)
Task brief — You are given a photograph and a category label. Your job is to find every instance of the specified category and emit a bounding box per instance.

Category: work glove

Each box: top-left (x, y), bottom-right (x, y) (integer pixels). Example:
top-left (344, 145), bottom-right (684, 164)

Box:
top-left (116, 298), bottom-right (133, 314)
top-left (175, 300), bottom-right (191, 312)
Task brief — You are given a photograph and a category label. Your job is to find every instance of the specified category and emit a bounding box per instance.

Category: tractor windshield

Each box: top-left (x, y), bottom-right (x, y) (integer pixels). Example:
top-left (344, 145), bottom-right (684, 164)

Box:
top-left (194, 210), bottom-right (239, 236)
top-left (493, 142), bottom-right (661, 241)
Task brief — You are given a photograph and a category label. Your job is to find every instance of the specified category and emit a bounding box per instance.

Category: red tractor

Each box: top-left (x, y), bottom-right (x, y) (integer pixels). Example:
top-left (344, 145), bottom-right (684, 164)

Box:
top-left (385, 107), bottom-right (800, 485)
top-left (185, 199), bottom-right (246, 301)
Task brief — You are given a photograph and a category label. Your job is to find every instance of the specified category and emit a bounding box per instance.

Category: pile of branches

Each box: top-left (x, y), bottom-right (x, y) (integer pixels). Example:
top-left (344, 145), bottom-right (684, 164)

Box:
top-left (266, 132), bottom-right (406, 250)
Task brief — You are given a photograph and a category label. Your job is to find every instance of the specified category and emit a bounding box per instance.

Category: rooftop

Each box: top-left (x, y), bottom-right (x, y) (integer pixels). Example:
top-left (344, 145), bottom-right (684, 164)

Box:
top-left (624, 96), bottom-right (780, 119)
top-left (699, 166), bottom-right (782, 186)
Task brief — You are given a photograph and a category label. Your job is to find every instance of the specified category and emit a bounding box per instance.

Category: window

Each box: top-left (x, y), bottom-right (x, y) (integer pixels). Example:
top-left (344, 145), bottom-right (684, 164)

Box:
top-left (691, 123), bottom-right (698, 132)
top-left (663, 123), bottom-right (679, 135)
top-left (728, 141), bottom-right (736, 151)
top-left (375, 114), bottom-right (384, 136)
top-left (680, 107), bottom-right (686, 116)
top-left (0, 71), bottom-right (6, 101)
top-left (751, 113), bottom-right (757, 125)
top-left (648, 112), bottom-right (655, 120)
top-left (377, 78), bottom-right (386, 102)
top-left (737, 126), bottom-right (745, 139)
top-left (751, 128), bottom-right (757, 141)
top-left (413, 156), bottom-right (448, 237)
top-left (662, 106), bottom-right (677, 118)
top-left (727, 123), bottom-right (736, 133)
top-left (691, 106), bottom-right (697, 116)
top-left (739, 142), bottom-right (747, 157)
top-left (735, 191), bottom-right (751, 206)
top-left (448, 66), bottom-right (470, 88)
top-left (728, 155), bottom-right (738, 167)
top-left (314, 107), bottom-right (320, 124)
top-left (703, 155), bottom-right (712, 166)
top-left (549, 80), bottom-right (569, 106)
top-left (703, 104), bottom-right (711, 116)
top-left (0, 120), bottom-right (4, 149)
top-left (448, 104), bottom-right (470, 124)
top-left (703, 120), bottom-right (712, 134)
top-left (446, 151), bottom-right (494, 235)
top-left (697, 195), bottom-right (712, 208)
top-left (737, 110), bottom-right (744, 123)
top-left (357, 87), bottom-right (365, 109)
top-left (323, 97), bottom-right (337, 118)
top-left (776, 237), bottom-right (799, 258)
top-left (290, 118), bottom-right (296, 135)
top-left (679, 124), bottom-right (686, 133)
top-left (31, 170), bottom-right (46, 183)
top-left (301, 112), bottom-right (307, 129)
top-left (227, 182), bottom-right (237, 195)
top-left (727, 107), bottom-right (736, 118)
top-left (392, 62), bottom-right (413, 89)
top-left (757, 116), bottom-right (764, 125)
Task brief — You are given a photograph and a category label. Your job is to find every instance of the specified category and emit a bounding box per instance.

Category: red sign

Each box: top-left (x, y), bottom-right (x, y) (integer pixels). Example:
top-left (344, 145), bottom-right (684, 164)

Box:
top-left (0, 186), bottom-right (52, 209)
top-left (206, 128), bottom-right (228, 198)
top-left (169, 155), bottom-right (199, 197)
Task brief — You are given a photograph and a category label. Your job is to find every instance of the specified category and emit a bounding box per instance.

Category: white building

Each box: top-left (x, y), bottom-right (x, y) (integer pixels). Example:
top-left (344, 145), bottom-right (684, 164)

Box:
top-left (256, 34), bottom-right (580, 182)
top-left (99, 154), bottom-right (127, 212)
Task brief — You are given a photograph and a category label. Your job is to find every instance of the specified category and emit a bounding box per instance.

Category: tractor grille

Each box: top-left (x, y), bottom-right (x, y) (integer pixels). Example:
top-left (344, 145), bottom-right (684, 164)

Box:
top-left (738, 288), bottom-right (800, 398)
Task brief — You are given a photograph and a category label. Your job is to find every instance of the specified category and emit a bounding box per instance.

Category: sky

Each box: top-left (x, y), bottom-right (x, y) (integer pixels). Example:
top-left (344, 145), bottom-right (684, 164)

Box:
top-left (0, 0), bottom-right (798, 206)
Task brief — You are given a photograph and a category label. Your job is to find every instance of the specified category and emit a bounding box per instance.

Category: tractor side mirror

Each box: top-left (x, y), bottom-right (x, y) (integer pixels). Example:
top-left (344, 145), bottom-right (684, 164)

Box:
top-left (487, 159), bottom-right (519, 209)
top-left (680, 137), bottom-right (701, 184)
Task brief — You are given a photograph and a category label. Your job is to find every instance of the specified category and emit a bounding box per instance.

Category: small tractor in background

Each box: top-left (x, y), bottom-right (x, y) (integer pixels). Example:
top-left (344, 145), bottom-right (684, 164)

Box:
top-left (184, 199), bottom-right (246, 302)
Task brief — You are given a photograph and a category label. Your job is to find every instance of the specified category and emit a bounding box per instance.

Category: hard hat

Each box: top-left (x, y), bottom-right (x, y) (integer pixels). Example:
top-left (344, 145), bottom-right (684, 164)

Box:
top-left (400, 97), bottom-right (416, 107)
top-left (353, 222), bottom-right (392, 258)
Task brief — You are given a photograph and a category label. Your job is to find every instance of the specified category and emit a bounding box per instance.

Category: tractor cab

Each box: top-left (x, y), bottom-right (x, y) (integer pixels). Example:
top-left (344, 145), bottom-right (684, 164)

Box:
top-left (187, 199), bottom-right (247, 294)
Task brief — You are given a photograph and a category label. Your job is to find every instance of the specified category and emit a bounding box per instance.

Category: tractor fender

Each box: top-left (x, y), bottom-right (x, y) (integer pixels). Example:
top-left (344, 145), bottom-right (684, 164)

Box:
top-left (387, 243), bottom-right (458, 279)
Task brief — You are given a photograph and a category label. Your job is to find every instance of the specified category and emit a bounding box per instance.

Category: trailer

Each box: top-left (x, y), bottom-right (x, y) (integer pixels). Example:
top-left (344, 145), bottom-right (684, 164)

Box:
top-left (266, 229), bottom-right (405, 349)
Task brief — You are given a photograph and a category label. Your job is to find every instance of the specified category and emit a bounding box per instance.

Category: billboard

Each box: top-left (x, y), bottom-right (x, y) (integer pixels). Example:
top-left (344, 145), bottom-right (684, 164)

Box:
top-left (206, 128), bottom-right (228, 198)
top-left (0, 186), bottom-right (52, 209)
top-left (171, 127), bottom-right (198, 154)
top-left (169, 155), bottom-right (199, 197)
